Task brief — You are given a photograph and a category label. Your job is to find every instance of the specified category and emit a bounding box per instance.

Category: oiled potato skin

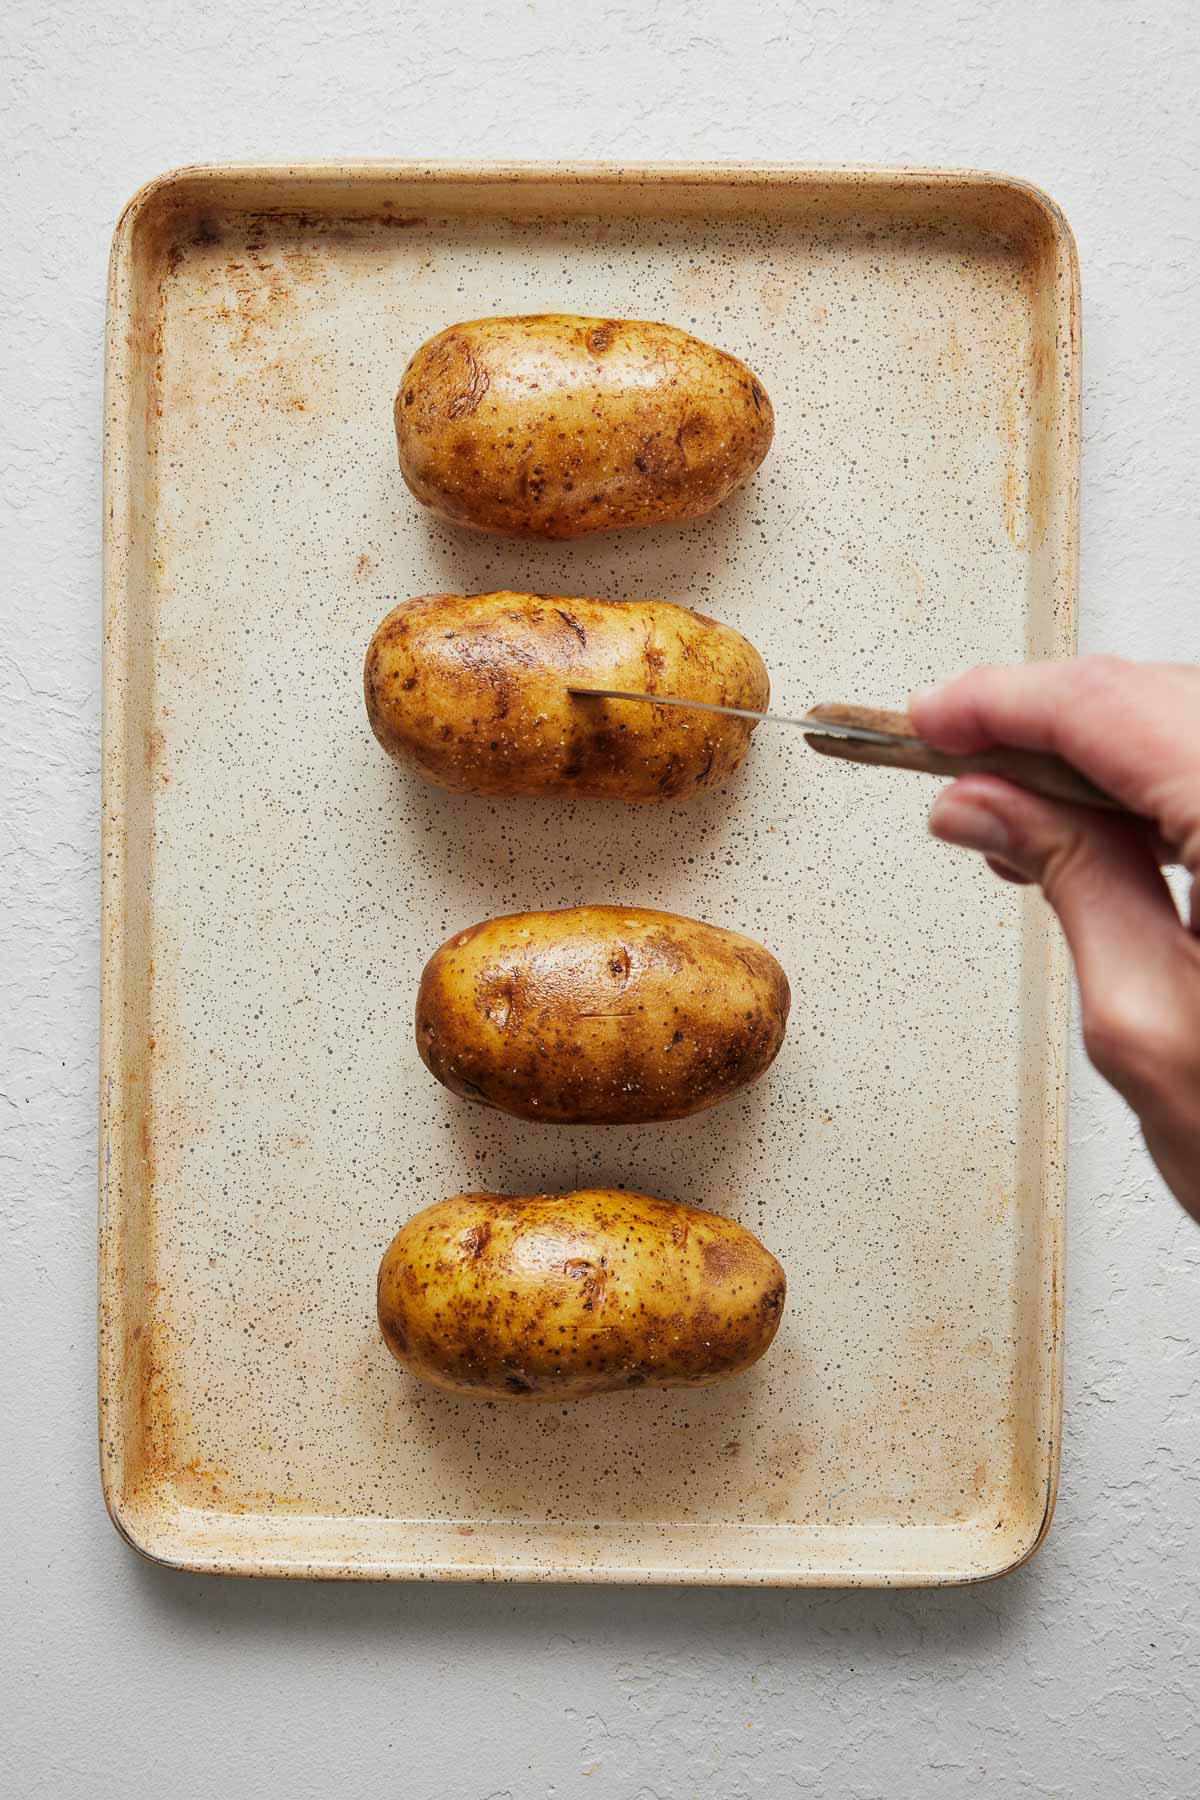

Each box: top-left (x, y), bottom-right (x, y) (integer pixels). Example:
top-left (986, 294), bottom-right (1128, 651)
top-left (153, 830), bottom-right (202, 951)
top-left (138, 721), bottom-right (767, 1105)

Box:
top-left (394, 314), bottom-right (773, 538)
top-left (416, 906), bottom-right (790, 1124)
top-left (377, 1189), bottom-right (786, 1399)
top-left (364, 591), bottom-right (770, 801)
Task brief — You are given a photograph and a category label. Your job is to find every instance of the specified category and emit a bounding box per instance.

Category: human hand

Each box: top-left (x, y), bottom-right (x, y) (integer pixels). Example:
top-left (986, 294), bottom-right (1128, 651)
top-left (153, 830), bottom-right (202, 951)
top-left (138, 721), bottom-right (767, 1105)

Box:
top-left (909, 657), bottom-right (1200, 1219)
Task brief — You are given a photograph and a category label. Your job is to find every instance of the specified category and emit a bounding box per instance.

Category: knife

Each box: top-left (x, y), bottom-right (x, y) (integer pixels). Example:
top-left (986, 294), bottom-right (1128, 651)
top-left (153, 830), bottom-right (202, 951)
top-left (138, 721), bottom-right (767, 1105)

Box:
top-left (567, 688), bottom-right (1129, 816)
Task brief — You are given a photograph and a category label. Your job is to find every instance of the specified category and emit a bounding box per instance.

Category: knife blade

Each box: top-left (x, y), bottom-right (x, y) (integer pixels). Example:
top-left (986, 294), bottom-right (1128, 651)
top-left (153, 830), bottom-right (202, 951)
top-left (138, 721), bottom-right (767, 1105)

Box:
top-left (566, 687), bottom-right (1130, 816)
top-left (567, 686), bottom-right (898, 741)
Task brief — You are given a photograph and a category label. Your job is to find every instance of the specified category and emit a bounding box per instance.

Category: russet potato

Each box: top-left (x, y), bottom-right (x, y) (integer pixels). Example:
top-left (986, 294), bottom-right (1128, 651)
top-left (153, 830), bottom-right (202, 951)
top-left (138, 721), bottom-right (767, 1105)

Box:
top-left (394, 314), bottom-right (773, 537)
top-left (377, 1189), bottom-right (786, 1399)
top-left (415, 905), bottom-right (790, 1124)
top-left (364, 591), bottom-right (770, 801)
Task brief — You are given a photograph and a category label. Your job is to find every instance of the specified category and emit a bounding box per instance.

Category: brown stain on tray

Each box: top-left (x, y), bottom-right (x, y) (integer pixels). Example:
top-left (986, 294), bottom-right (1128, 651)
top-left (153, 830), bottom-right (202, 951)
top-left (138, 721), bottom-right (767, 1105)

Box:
top-left (1000, 379), bottom-right (1030, 551)
top-left (223, 242), bottom-right (301, 353)
top-left (124, 1302), bottom-right (175, 1493)
top-left (164, 223), bottom-right (329, 411)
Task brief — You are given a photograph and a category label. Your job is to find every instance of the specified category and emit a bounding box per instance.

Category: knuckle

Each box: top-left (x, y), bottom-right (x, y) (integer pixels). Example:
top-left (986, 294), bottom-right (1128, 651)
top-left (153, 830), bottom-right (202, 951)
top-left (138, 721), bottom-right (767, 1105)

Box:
top-left (967, 661), bottom-right (1003, 697)
top-left (1080, 1002), bottom-right (1136, 1082)
top-left (1034, 826), bottom-right (1095, 902)
top-left (1081, 993), bottom-right (1193, 1095)
top-left (1072, 654), bottom-right (1129, 699)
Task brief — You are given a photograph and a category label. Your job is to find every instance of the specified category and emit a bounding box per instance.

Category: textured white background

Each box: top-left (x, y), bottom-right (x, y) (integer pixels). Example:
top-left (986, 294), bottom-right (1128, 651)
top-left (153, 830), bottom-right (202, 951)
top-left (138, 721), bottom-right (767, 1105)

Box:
top-left (3, 1), bottom-right (1199, 1794)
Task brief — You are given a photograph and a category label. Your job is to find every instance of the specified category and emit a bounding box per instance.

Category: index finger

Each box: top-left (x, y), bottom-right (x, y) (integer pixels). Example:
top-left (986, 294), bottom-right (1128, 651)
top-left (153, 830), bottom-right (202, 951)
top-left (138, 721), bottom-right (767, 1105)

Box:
top-left (908, 657), bottom-right (1200, 827)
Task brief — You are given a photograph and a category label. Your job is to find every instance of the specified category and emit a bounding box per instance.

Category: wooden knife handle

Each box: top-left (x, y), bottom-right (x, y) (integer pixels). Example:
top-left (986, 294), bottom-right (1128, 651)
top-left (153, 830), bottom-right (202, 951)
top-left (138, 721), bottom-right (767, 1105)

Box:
top-left (805, 703), bottom-right (1133, 817)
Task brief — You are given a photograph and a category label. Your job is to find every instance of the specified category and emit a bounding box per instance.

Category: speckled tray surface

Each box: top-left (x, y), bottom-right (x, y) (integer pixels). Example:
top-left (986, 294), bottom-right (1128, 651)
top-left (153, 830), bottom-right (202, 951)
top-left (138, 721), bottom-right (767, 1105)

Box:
top-left (100, 162), bottom-right (1078, 1584)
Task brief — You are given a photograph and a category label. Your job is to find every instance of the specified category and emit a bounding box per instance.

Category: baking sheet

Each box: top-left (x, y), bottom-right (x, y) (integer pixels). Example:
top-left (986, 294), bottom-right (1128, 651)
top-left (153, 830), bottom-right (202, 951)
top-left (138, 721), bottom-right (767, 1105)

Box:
top-left (100, 162), bottom-right (1077, 1583)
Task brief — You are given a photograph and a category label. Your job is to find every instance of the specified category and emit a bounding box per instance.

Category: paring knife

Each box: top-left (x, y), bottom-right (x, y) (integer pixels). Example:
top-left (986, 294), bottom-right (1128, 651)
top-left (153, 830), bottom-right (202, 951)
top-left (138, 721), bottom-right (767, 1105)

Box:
top-left (567, 688), bottom-right (1130, 816)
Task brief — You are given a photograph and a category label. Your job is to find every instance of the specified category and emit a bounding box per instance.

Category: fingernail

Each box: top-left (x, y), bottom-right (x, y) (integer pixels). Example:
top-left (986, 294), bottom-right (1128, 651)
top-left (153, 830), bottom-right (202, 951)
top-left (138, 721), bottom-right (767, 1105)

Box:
top-left (909, 684), bottom-right (941, 709)
top-left (929, 794), bottom-right (1013, 859)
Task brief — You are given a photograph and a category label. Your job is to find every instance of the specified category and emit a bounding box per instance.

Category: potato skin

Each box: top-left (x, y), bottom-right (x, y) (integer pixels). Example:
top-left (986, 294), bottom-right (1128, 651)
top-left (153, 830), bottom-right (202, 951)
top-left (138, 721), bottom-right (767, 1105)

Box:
top-left (394, 314), bottom-right (773, 538)
top-left (364, 591), bottom-right (770, 801)
top-left (416, 905), bottom-right (790, 1124)
top-left (377, 1189), bottom-right (786, 1400)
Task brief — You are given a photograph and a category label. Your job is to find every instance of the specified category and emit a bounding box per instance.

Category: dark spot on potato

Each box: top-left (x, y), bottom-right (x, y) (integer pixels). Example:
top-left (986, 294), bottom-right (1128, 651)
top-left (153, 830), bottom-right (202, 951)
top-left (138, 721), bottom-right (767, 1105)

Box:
top-left (701, 1239), bottom-right (742, 1283)
top-left (443, 341), bottom-right (490, 420)
top-left (585, 321), bottom-right (617, 354)
top-left (461, 1220), bottom-right (492, 1260)
top-left (760, 1283), bottom-right (785, 1318)
top-left (588, 728), bottom-right (628, 770)
top-left (554, 607), bottom-right (588, 647)
top-left (674, 412), bottom-right (709, 454)
top-left (607, 946), bottom-right (631, 986)
top-left (481, 976), bottom-right (515, 1032)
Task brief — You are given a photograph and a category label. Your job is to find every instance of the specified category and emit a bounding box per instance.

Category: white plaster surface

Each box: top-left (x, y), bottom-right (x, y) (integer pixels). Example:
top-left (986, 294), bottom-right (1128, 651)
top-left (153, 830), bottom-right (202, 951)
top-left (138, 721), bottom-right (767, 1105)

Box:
top-left (2, 1), bottom-right (1199, 1794)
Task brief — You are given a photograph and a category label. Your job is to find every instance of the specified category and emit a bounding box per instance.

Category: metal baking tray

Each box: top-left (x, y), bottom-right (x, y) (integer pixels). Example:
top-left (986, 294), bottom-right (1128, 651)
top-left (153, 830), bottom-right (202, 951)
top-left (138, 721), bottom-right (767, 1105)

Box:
top-left (100, 162), bottom-right (1077, 1584)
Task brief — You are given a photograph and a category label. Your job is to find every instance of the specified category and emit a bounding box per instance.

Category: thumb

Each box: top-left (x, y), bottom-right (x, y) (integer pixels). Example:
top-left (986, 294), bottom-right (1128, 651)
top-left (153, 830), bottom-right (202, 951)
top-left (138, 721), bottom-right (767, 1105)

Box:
top-left (929, 774), bottom-right (1186, 1094)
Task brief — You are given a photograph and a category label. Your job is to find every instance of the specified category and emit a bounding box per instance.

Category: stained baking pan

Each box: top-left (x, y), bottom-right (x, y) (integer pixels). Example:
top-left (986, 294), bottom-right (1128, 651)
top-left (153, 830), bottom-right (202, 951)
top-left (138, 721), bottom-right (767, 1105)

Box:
top-left (100, 162), bottom-right (1077, 1583)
